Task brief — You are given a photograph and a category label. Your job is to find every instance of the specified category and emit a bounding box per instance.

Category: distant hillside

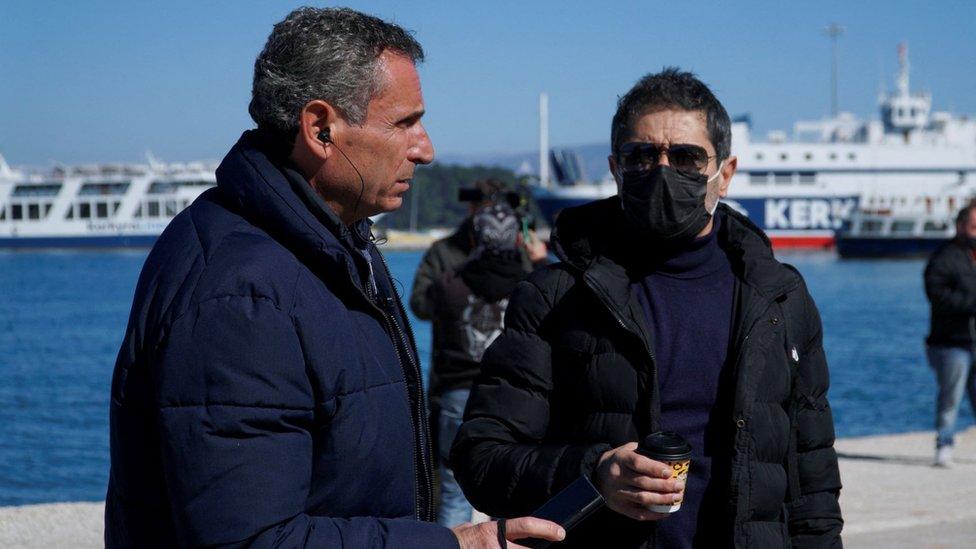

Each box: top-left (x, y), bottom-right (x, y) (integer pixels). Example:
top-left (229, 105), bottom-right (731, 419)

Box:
top-left (437, 142), bottom-right (612, 183)
top-left (379, 163), bottom-right (523, 231)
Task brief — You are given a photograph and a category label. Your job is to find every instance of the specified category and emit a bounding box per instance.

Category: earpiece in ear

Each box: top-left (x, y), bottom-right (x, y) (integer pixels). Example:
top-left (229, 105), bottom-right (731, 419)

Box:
top-left (318, 129), bottom-right (332, 143)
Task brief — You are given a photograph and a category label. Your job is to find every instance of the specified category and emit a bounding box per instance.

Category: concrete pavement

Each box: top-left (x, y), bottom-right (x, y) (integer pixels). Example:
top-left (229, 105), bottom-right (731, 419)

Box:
top-left (2, 428), bottom-right (974, 548)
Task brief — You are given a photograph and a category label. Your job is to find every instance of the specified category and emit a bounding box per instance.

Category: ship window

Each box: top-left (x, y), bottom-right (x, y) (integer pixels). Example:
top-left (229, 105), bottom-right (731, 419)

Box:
top-left (0, 207), bottom-right (5, 221)
top-left (43, 203), bottom-right (52, 217)
top-left (750, 172), bottom-right (769, 184)
top-left (891, 220), bottom-right (915, 235)
top-left (112, 201), bottom-right (121, 214)
top-left (829, 153), bottom-right (837, 160)
top-left (79, 182), bottom-right (130, 196)
top-left (180, 180), bottom-right (213, 187)
top-left (924, 221), bottom-right (948, 234)
top-left (148, 181), bottom-right (178, 194)
top-left (774, 172), bottom-right (793, 184)
top-left (848, 152), bottom-right (856, 160)
top-left (861, 220), bottom-right (883, 233)
top-left (66, 205), bottom-right (74, 219)
top-left (147, 201), bottom-right (160, 217)
top-left (804, 152), bottom-right (813, 161)
top-left (12, 183), bottom-right (62, 197)
top-left (798, 172), bottom-right (816, 184)
top-left (96, 202), bottom-right (109, 218)
top-left (165, 200), bottom-right (178, 217)
top-left (28, 203), bottom-right (40, 220)
top-left (779, 153), bottom-right (788, 161)
top-left (12, 204), bottom-right (23, 220)
top-left (755, 152), bottom-right (764, 161)
top-left (79, 203), bottom-right (91, 219)
top-left (133, 203), bottom-right (142, 218)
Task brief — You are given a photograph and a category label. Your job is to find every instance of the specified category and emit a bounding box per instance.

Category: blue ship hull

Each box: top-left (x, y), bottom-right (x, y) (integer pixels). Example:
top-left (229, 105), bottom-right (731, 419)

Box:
top-left (836, 236), bottom-right (946, 258)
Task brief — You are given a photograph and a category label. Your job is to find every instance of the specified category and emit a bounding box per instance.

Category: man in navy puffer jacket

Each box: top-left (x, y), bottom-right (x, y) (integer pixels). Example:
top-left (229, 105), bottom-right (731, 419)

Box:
top-left (105, 7), bottom-right (562, 549)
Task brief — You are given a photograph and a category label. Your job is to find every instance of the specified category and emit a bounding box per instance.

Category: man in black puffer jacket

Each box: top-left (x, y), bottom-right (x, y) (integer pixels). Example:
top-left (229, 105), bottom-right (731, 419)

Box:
top-left (453, 69), bottom-right (842, 548)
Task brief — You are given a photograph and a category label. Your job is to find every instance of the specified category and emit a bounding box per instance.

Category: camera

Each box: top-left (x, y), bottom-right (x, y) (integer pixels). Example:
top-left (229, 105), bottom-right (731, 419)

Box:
top-left (458, 186), bottom-right (536, 231)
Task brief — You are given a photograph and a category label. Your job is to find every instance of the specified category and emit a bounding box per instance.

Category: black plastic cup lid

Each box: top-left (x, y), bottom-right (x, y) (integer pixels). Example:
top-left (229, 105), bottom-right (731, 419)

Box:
top-left (637, 431), bottom-right (692, 461)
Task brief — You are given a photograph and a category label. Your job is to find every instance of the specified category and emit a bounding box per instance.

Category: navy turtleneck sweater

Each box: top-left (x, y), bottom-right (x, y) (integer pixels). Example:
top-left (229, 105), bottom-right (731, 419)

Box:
top-left (632, 212), bottom-right (736, 548)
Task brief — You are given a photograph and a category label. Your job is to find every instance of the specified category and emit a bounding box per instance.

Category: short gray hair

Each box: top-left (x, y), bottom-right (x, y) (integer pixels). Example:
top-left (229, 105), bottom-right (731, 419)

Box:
top-left (248, 7), bottom-right (424, 134)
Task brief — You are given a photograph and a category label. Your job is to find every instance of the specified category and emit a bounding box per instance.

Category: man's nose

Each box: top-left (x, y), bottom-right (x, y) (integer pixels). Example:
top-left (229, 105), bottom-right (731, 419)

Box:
top-left (410, 125), bottom-right (435, 165)
top-left (657, 148), bottom-right (671, 167)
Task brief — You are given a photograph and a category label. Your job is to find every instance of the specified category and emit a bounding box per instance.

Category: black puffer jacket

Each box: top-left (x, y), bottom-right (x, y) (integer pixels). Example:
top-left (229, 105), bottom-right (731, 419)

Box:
top-left (452, 198), bottom-right (842, 548)
top-left (924, 239), bottom-right (976, 346)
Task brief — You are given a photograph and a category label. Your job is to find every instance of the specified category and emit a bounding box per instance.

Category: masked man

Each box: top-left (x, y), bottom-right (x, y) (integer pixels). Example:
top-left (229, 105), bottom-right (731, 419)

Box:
top-left (453, 68), bottom-right (843, 548)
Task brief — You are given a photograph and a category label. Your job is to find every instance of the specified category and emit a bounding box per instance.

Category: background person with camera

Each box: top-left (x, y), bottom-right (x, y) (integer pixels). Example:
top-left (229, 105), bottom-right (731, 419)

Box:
top-left (410, 179), bottom-right (548, 527)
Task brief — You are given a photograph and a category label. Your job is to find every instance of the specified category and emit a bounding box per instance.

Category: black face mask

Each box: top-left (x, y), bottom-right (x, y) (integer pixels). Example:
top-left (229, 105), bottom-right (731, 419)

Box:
top-left (619, 165), bottom-right (713, 244)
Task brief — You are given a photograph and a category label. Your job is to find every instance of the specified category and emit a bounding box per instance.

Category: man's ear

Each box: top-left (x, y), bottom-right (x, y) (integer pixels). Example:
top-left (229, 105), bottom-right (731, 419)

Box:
top-left (718, 155), bottom-right (737, 198)
top-left (297, 100), bottom-right (341, 159)
top-left (608, 154), bottom-right (622, 194)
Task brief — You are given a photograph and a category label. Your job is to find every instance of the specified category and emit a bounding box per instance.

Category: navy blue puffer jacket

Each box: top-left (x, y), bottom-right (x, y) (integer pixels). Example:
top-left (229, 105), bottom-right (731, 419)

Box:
top-left (105, 131), bottom-right (457, 548)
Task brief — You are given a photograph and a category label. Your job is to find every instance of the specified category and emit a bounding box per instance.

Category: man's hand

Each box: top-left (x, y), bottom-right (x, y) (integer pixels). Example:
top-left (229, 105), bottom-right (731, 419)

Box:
top-left (593, 442), bottom-right (684, 521)
top-left (453, 517), bottom-right (565, 548)
top-left (518, 230), bottom-right (548, 263)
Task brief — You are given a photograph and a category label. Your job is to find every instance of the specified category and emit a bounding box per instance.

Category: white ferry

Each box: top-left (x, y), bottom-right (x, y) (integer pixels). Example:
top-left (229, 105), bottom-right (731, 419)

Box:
top-left (533, 44), bottom-right (976, 249)
top-left (0, 154), bottom-right (216, 248)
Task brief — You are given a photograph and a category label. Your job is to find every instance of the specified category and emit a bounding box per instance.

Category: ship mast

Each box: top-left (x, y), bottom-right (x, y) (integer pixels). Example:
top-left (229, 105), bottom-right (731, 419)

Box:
top-left (824, 23), bottom-right (844, 117)
top-left (896, 42), bottom-right (909, 98)
top-left (539, 92), bottom-right (550, 189)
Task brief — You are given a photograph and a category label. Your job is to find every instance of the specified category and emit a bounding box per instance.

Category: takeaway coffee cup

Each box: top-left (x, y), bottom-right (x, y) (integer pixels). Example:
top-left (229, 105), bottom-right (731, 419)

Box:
top-left (636, 431), bottom-right (692, 513)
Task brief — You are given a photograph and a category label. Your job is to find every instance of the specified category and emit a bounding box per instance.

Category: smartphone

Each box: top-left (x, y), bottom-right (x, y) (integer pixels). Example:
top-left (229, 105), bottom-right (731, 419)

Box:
top-left (518, 476), bottom-right (604, 548)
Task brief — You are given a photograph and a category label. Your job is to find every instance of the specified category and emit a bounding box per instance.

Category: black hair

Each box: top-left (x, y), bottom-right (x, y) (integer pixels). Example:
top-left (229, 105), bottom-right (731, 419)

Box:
top-left (610, 67), bottom-right (731, 161)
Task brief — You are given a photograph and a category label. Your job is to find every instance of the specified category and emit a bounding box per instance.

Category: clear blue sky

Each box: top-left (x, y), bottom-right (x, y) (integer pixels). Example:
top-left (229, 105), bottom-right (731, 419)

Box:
top-left (2, 1), bottom-right (974, 166)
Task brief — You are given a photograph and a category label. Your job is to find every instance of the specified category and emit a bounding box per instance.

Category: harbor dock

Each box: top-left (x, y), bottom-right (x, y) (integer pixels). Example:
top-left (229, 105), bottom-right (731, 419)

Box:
top-left (1, 428), bottom-right (974, 548)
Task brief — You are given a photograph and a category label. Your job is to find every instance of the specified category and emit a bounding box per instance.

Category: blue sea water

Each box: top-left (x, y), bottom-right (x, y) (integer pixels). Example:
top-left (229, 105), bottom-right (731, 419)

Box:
top-left (0, 249), bottom-right (972, 506)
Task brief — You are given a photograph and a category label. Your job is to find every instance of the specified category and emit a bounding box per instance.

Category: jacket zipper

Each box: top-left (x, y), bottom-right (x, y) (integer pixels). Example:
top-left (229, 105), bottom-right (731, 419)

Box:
top-left (582, 272), bottom-right (660, 434)
top-left (375, 251), bottom-right (435, 522)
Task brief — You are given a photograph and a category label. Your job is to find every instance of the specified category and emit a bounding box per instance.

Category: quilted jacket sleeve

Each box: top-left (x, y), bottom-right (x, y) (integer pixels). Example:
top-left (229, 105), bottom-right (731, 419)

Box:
top-left (153, 295), bottom-right (457, 549)
top-left (787, 286), bottom-right (844, 548)
top-left (450, 277), bottom-right (612, 518)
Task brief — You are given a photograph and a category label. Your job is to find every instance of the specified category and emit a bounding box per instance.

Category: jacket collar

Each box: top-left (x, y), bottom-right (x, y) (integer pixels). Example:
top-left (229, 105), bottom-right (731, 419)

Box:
top-left (215, 129), bottom-right (371, 292)
top-left (551, 197), bottom-right (800, 303)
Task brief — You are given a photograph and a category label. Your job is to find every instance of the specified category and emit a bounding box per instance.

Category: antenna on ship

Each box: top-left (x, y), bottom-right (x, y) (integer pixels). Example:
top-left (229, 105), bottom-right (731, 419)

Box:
top-left (896, 42), bottom-right (910, 98)
top-left (0, 153), bottom-right (12, 178)
top-left (539, 92), bottom-right (550, 189)
top-left (824, 23), bottom-right (844, 117)
top-left (145, 150), bottom-right (163, 171)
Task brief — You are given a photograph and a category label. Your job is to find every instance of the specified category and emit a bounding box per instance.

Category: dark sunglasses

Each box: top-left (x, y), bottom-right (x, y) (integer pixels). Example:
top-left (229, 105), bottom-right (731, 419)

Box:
top-left (616, 142), bottom-right (716, 175)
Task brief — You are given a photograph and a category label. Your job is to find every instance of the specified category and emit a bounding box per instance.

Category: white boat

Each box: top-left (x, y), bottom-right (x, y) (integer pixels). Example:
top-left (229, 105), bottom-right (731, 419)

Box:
top-left (0, 154), bottom-right (216, 248)
top-left (533, 43), bottom-right (976, 249)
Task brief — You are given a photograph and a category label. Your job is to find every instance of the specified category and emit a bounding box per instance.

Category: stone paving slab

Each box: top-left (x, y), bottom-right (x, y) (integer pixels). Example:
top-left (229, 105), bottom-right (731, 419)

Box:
top-left (2, 428), bottom-right (974, 548)
top-left (835, 426), bottom-right (976, 548)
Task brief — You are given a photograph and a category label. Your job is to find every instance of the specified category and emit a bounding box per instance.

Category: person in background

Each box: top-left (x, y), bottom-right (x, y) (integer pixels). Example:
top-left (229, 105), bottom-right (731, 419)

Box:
top-left (924, 203), bottom-right (976, 467)
top-left (409, 179), bottom-right (546, 322)
top-left (105, 7), bottom-right (563, 548)
top-left (409, 178), bottom-right (547, 525)
top-left (453, 68), bottom-right (843, 548)
top-left (427, 203), bottom-right (533, 527)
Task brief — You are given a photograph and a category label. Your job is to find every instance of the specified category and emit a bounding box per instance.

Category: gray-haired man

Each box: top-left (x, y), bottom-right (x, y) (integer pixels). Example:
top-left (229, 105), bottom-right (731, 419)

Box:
top-left (105, 7), bottom-right (562, 548)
